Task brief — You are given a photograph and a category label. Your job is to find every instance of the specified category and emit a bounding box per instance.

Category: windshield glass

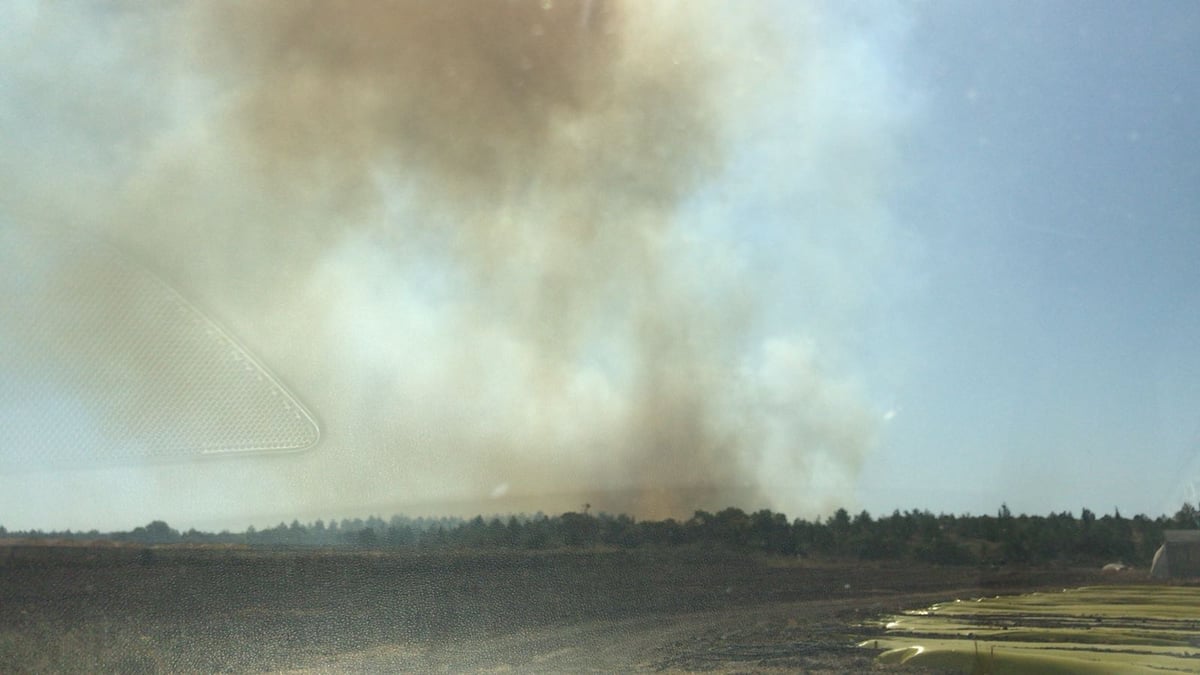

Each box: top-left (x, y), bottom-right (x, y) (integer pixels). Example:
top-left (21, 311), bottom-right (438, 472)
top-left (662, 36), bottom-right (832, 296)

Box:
top-left (1, 1), bottom-right (1197, 672)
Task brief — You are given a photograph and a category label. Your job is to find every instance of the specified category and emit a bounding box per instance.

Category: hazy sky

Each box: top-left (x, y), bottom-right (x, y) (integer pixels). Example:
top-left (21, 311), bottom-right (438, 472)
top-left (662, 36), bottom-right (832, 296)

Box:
top-left (1, 2), bottom-right (1198, 530)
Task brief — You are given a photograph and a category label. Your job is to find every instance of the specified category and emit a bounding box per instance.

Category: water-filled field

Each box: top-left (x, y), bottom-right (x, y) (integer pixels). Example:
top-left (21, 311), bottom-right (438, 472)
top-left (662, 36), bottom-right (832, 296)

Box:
top-left (865, 585), bottom-right (1200, 673)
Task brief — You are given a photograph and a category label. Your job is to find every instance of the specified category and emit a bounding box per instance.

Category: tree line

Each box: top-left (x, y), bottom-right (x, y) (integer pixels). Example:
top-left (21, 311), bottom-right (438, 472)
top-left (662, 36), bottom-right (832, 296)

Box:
top-left (4, 503), bottom-right (1198, 566)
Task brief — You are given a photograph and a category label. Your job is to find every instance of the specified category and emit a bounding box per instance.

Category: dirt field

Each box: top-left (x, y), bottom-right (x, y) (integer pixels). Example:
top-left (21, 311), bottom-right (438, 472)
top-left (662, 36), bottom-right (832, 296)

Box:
top-left (0, 545), bottom-right (1112, 673)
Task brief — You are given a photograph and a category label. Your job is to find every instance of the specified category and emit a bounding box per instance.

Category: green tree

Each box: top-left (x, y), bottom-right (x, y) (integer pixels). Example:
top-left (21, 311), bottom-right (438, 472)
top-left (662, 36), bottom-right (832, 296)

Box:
top-left (827, 508), bottom-right (852, 554)
top-left (129, 520), bottom-right (178, 544)
top-left (914, 533), bottom-right (974, 565)
top-left (1171, 503), bottom-right (1199, 529)
top-left (354, 527), bottom-right (378, 547)
top-left (749, 510), bottom-right (794, 554)
top-left (560, 511), bottom-right (598, 547)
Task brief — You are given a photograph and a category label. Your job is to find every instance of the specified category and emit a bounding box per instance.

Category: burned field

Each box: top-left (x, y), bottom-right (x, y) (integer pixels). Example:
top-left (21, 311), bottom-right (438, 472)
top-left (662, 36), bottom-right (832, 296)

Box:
top-left (0, 544), bottom-right (1112, 673)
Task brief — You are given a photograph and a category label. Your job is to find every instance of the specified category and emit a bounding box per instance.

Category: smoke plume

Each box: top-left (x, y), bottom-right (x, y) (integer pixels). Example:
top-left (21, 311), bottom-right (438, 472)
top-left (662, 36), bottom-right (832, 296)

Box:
top-left (0, 1), bottom-right (903, 527)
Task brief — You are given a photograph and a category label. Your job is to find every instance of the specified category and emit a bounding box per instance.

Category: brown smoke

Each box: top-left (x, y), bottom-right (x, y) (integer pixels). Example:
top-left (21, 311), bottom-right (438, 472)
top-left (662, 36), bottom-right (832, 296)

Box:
top-left (2, 1), bottom-right (889, 525)
top-left (175, 0), bottom-right (761, 515)
top-left (190, 0), bottom-right (726, 338)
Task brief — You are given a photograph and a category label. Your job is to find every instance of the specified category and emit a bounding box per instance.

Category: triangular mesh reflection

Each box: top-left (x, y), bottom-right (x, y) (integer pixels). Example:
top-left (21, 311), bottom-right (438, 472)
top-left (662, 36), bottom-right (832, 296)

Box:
top-left (0, 225), bottom-right (319, 464)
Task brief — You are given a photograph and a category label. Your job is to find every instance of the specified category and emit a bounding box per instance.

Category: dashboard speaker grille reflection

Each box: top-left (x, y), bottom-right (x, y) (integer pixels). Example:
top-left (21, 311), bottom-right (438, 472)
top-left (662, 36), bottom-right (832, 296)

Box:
top-left (0, 225), bottom-right (320, 466)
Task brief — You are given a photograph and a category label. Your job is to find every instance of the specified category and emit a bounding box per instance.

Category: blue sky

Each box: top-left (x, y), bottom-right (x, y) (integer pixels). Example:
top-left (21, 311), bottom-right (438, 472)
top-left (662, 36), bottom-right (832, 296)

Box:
top-left (1, 2), bottom-right (1198, 530)
top-left (855, 2), bottom-right (1200, 516)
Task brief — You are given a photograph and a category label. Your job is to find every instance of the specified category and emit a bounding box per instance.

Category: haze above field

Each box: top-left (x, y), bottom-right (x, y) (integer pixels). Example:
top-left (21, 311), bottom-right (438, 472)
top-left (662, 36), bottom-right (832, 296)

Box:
top-left (0, 1), bottom-right (1198, 531)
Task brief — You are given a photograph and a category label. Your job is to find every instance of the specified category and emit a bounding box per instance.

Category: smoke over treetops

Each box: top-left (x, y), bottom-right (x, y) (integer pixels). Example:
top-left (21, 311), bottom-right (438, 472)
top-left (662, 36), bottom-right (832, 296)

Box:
top-left (0, 1), bottom-right (906, 527)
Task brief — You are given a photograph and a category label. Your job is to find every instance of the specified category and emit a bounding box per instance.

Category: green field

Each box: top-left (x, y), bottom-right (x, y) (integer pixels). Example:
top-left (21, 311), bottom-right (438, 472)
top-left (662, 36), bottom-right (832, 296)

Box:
top-left (864, 585), bottom-right (1200, 673)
